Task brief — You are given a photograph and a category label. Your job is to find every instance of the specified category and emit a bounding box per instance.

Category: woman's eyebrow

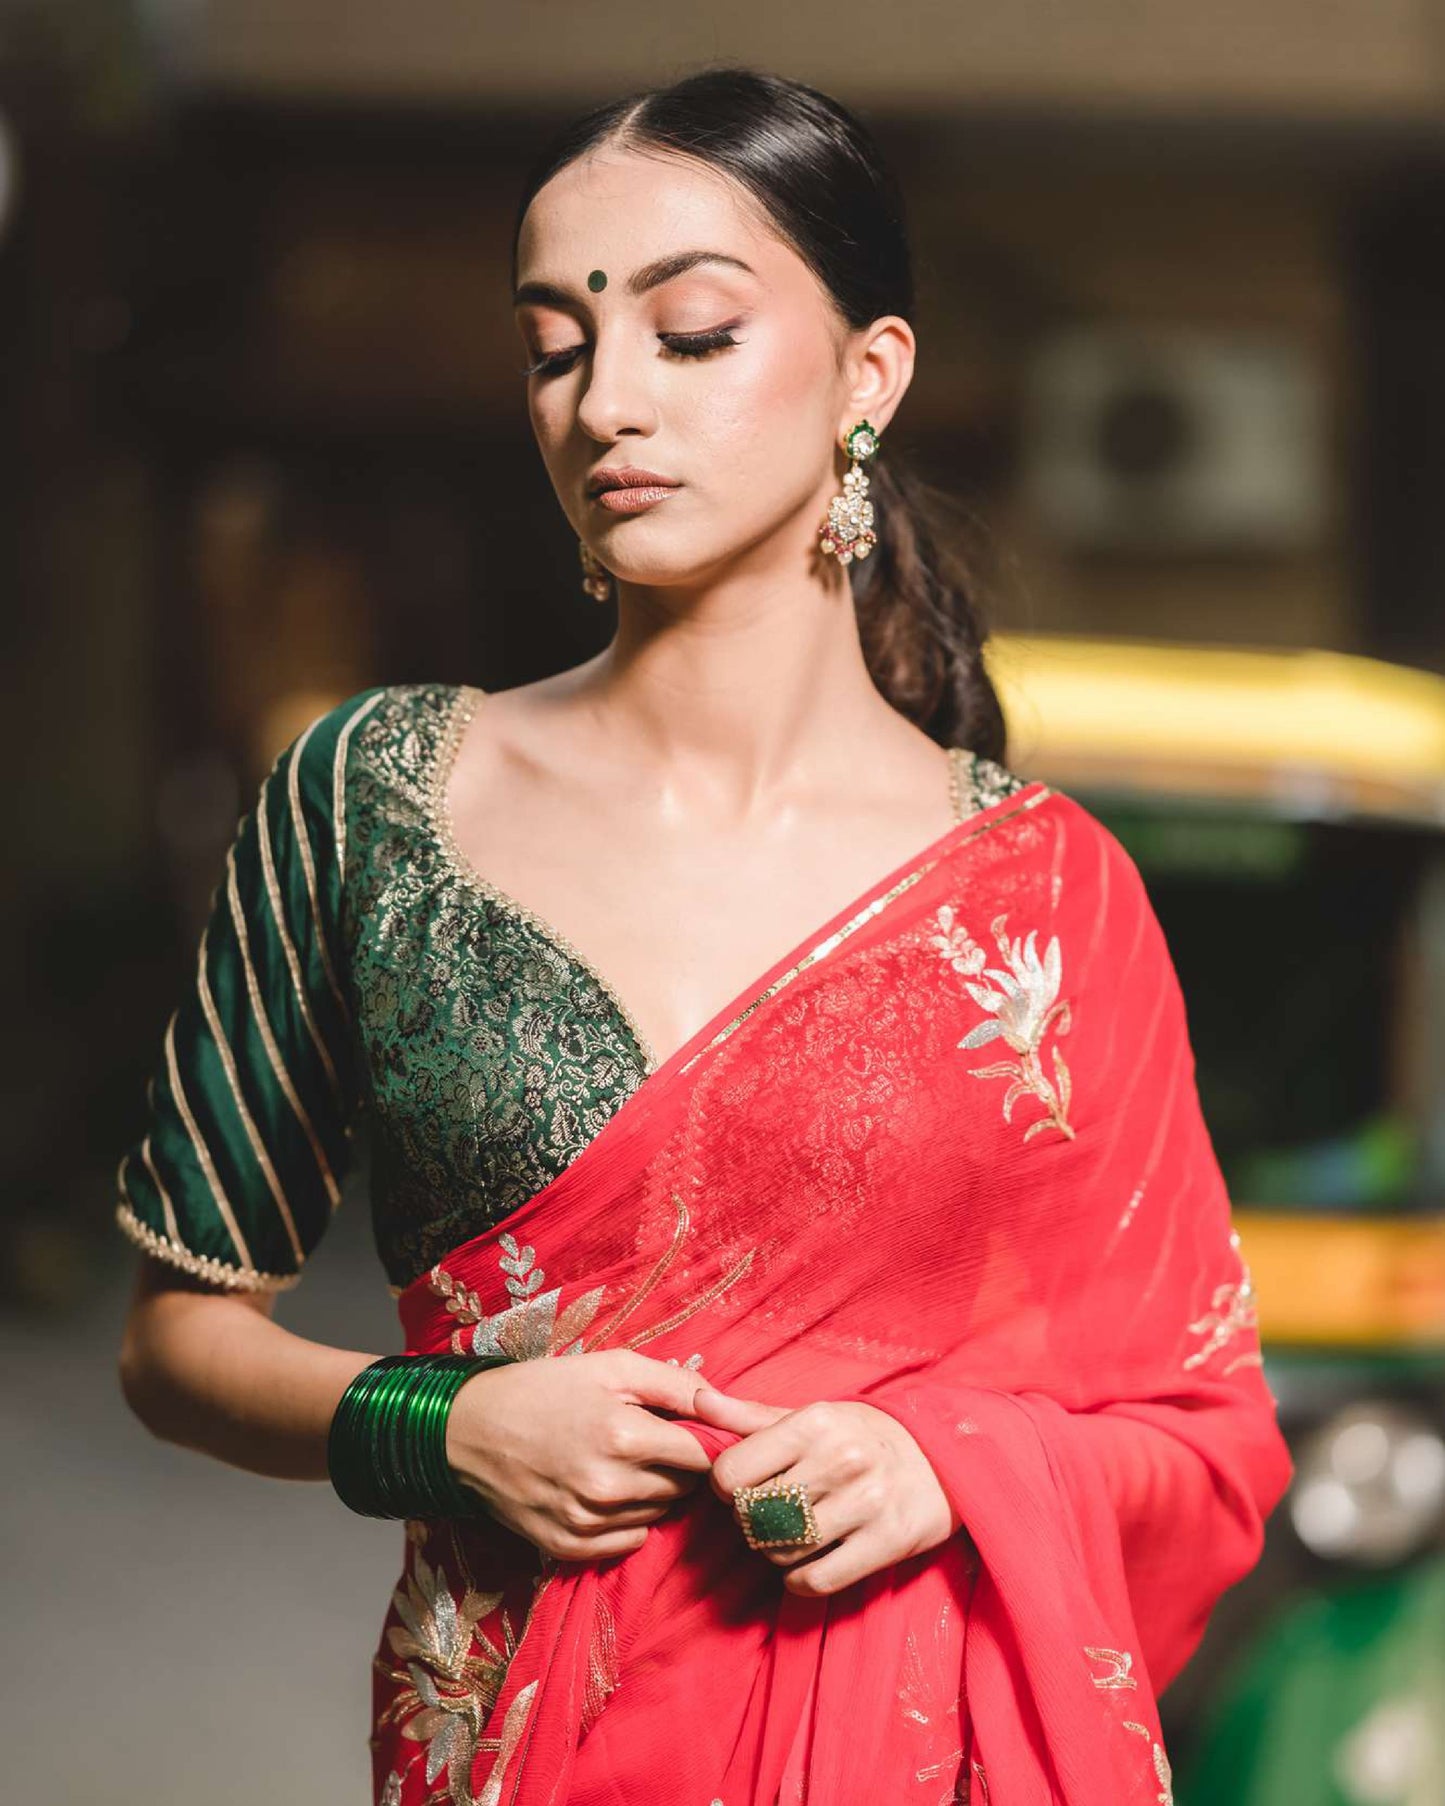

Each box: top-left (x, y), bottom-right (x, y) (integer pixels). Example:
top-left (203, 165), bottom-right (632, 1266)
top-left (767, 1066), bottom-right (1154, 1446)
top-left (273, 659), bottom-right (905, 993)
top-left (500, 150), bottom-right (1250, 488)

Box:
top-left (513, 249), bottom-right (757, 309)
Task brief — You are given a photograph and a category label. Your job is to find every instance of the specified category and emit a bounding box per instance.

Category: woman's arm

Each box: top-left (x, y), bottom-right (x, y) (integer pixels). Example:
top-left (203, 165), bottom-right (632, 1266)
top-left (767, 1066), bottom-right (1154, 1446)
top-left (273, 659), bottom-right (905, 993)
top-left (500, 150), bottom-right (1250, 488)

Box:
top-left (117, 1254), bottom-right (379, 1482)
top-left (116, 1254), bottom-right (716, 1565)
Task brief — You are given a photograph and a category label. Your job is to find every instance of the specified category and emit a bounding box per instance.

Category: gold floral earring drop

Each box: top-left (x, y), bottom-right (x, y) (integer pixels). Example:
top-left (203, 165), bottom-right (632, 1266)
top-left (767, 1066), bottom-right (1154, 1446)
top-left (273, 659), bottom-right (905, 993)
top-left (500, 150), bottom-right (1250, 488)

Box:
top-left (578, 539), bottom-right (613, 602)
top-left (818, 419), bottom-right (880, 566)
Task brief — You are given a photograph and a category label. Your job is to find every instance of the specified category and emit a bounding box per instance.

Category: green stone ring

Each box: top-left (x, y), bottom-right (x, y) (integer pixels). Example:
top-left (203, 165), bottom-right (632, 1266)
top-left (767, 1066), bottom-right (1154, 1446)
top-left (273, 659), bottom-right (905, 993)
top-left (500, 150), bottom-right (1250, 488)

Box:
top-left (732, 1479), bottom-right (822, 1550)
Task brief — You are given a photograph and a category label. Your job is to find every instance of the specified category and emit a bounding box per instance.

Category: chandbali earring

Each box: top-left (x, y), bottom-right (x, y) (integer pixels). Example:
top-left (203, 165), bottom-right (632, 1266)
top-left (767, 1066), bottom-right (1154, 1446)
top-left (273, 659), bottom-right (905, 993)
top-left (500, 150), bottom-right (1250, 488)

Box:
top-left (818, 419), bottom-right (881, 566)
top-left (578, 537), bottom-right (613, 602)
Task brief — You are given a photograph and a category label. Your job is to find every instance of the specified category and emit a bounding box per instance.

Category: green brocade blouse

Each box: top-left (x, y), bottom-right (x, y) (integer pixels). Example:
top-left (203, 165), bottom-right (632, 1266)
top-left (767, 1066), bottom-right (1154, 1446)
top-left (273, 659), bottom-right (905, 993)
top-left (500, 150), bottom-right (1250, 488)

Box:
top-left (114, 682), bottom-right (1030, 1298)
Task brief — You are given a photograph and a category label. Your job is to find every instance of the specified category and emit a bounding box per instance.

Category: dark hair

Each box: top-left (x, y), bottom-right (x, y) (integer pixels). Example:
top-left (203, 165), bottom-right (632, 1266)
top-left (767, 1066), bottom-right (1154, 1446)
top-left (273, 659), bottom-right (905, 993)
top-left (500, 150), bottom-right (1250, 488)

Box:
top-left (510, 65), bottom-right (1007, 760)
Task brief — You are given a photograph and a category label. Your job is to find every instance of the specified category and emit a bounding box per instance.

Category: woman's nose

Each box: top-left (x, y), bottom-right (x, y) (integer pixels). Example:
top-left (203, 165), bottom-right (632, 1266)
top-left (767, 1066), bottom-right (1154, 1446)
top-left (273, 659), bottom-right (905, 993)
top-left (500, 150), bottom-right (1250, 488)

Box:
top-left (575, 336), bottom-right (659, 442)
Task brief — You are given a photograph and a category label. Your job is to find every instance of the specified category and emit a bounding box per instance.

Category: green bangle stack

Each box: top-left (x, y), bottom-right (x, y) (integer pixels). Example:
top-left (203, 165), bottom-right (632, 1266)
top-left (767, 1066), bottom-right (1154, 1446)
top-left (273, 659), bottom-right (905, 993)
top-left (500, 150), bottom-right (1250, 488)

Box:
top-left (327, 1351), bottom-right (513, 1520)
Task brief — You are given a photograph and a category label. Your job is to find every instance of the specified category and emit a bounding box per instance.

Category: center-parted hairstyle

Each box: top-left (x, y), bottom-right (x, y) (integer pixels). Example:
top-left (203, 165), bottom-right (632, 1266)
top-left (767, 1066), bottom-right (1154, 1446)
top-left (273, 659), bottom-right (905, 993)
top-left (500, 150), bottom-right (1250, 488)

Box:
top-left (511, 64), bottom-right (1007, 761)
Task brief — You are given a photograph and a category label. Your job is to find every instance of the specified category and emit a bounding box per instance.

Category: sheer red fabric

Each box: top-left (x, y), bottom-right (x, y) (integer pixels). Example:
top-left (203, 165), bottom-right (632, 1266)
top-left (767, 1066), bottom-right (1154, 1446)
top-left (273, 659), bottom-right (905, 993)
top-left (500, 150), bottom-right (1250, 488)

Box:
top-left (373, 782), bottom-right (1293, 1806)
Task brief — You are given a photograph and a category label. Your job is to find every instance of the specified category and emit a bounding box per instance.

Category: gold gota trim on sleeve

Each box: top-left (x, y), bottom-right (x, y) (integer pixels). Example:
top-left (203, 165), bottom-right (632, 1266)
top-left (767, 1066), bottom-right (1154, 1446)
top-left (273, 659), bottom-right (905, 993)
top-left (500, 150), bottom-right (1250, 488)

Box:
top-left (193, 919), bottom-right (307, 1266)
top-left (117, 1141), bottom-right (183, 1244)
top-left (114, 1199), bottom-right (303, 1292)
top-left (226, 847), bottom-right (343, 1212)
top-left (255, 774), bottom-right (346, 1110)
top-left (285, 716), bottom-right (349, 1023)
top-left (139, 1136), bottom-right (181, 1241)
top-left (161, 1010), bottom-right (258, 1272)
top-left (333, 689), bottom-right (385, 887)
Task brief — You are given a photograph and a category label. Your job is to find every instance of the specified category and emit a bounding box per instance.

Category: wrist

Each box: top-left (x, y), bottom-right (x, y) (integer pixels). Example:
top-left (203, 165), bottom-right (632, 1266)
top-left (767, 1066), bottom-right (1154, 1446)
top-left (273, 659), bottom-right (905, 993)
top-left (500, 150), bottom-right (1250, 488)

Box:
top-left (326, 1352), bottom-right (511, 1520)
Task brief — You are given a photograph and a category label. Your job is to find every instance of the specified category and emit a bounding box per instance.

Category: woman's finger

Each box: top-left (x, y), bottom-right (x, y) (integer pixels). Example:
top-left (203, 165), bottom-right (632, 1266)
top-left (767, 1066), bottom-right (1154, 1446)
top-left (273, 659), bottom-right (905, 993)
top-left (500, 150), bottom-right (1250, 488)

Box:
top-left (618, 1407), bottom-right (718, 1473)
top-left (710, 1414), bottom-right (815, 1503)
top-left (777, 1522), bottom-right (890, 1597)
top-left (569, 1496), bottom-right (680, 1530)
top-left (583, 1461), bottom-right (706, 1507)
top-left (690, 1386), bottom-right (791, 1434)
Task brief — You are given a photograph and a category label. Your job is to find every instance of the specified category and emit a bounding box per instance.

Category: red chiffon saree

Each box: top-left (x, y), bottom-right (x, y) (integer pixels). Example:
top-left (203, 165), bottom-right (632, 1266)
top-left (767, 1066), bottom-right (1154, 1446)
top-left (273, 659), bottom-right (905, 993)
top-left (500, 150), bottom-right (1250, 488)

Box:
top-left (372, 778), bottom-right (1294, 1806)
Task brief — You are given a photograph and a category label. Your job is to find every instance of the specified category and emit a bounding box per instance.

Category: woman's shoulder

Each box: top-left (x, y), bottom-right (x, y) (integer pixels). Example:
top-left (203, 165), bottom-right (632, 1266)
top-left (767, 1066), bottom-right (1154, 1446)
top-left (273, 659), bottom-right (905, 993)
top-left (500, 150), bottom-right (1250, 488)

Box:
top-left (1017, 771), bottom-right (1161, 924)
top-left (964, 750), bottom-right (1152, 891)
top-left (288, 680), bottom-right (468, 798)
top-left (288, 683), bottom-right (478, 893)
top-left (297, 678), bottom-right (462, 755)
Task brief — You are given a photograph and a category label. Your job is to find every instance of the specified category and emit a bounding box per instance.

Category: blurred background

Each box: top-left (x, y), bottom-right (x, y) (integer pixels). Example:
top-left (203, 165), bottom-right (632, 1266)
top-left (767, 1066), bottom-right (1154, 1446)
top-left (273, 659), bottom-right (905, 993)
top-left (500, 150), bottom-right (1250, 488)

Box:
top-left (5, 3), bottom-right (1445, 1801)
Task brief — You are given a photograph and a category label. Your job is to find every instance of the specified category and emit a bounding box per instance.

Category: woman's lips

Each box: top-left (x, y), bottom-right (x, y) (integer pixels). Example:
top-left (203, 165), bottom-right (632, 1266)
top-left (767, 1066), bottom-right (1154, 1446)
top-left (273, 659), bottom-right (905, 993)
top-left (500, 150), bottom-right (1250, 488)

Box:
top-left (591, 484), bottom-right (680, 514)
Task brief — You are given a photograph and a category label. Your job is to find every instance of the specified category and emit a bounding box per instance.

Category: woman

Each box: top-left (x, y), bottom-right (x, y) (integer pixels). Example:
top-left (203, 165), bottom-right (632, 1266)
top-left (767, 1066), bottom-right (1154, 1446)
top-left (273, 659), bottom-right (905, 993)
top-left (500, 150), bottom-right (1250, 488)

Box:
top-left (115, 66), bottom-right (1293, 1805)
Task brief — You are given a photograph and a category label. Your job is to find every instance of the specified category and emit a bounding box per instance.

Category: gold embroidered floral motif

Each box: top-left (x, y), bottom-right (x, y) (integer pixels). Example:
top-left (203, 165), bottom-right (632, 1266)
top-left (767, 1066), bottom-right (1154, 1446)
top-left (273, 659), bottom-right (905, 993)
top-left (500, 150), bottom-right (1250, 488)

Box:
top-left (429, 1232), bottom-right (607, 1360)
top-left (1123, 1720), bottom-right (1175, 1806)
top-left (374, 1536), bottom-right (524, 1806)
top-left (897, 1597), bottom-right (968, 1803)
top-left (1183, 1249), bottom-right (1262, 1375)
top-left (935, 909), bottom-right (1075, 1142)
top-left (428, 1195), bottom-right (752, 1364)
top-left (476, 1680), bottom-right (539, 1806)
top-left (929, 904), bottom-right (987, 978)
top-left (580, 1587), bottom-right (620, 1736)
top-left (1085, 1645), bottom-right (1139, 1690)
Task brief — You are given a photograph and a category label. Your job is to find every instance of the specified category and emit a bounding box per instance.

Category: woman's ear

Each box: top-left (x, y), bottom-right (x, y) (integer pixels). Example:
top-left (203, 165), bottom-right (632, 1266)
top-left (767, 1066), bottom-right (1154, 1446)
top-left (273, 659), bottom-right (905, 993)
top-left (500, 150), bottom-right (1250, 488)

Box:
top-left (841, 314), bottom-right (915, 441)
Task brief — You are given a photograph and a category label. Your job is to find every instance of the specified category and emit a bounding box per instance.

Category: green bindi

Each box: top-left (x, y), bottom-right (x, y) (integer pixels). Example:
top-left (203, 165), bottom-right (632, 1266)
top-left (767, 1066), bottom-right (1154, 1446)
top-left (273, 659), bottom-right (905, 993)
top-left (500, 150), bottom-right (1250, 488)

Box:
top-left (587, 268), bottom-right (608, 292)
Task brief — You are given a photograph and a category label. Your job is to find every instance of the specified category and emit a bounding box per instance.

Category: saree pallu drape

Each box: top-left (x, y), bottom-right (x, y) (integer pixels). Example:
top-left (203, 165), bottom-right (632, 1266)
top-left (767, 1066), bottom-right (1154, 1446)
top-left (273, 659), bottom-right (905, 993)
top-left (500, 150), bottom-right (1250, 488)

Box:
top-left (373, 781), bottom-right (1294, 1806)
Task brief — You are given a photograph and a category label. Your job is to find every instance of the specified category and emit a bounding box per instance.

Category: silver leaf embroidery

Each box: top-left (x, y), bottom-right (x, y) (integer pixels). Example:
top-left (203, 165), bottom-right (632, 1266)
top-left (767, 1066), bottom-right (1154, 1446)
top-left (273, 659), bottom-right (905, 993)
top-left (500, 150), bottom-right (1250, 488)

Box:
top-left (1183, 1237), bottom-right (1263, 1374)
top-left (933, 908), bottom-right (1076, 1143)
top-left (1123, 1720), bottom-right (1175, 1806)
top-left (1085, 1646), bottom-right (1139, 1691)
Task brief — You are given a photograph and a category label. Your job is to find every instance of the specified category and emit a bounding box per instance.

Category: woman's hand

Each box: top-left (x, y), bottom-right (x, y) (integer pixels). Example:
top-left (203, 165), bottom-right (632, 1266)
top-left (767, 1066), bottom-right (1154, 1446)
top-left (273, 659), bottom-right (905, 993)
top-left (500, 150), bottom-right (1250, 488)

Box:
top-left (694, 1384), bottom-right (974, 1596)
top-left (445, 1349), bottom-right (712, 1563)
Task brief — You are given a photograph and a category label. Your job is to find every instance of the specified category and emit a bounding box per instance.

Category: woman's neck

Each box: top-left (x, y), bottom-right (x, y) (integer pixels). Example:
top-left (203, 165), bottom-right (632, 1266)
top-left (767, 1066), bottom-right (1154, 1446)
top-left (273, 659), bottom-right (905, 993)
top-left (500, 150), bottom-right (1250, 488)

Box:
top-left (565, 572), bottom-right (912, 812)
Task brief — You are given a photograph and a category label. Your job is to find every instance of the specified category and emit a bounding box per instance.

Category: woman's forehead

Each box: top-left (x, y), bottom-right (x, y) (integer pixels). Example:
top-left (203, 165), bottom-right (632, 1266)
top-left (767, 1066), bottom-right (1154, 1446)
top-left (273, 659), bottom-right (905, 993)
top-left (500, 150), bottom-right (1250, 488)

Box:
top-left (517, 148), bottom-right (778, 278)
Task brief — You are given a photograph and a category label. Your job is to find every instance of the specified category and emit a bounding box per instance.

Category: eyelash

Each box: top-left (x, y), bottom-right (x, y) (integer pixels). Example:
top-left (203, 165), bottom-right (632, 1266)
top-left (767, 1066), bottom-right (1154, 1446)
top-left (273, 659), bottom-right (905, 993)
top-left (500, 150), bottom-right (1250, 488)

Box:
top-left (518, 326), bottom-right (743, 379)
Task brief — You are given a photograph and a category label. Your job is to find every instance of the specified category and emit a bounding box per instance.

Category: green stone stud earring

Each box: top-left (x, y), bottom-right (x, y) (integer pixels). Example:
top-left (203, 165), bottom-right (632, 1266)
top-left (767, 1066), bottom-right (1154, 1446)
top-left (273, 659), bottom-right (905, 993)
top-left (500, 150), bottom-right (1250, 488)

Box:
top-left (843, 419), bottom-right (879, 462)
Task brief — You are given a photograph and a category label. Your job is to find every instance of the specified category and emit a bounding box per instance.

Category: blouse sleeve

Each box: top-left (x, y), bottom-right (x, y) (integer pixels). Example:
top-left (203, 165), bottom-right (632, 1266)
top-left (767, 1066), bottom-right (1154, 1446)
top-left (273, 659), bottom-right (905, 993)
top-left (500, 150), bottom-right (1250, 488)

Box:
top-left (114, 689), bottom-right (384, 1291)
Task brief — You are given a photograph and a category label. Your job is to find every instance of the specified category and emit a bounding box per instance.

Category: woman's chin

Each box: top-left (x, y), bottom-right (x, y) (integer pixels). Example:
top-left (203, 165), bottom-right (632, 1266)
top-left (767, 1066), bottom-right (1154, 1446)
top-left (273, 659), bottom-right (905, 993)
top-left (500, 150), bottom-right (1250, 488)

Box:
top-left (600, 554), bottom-right (718, 592)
